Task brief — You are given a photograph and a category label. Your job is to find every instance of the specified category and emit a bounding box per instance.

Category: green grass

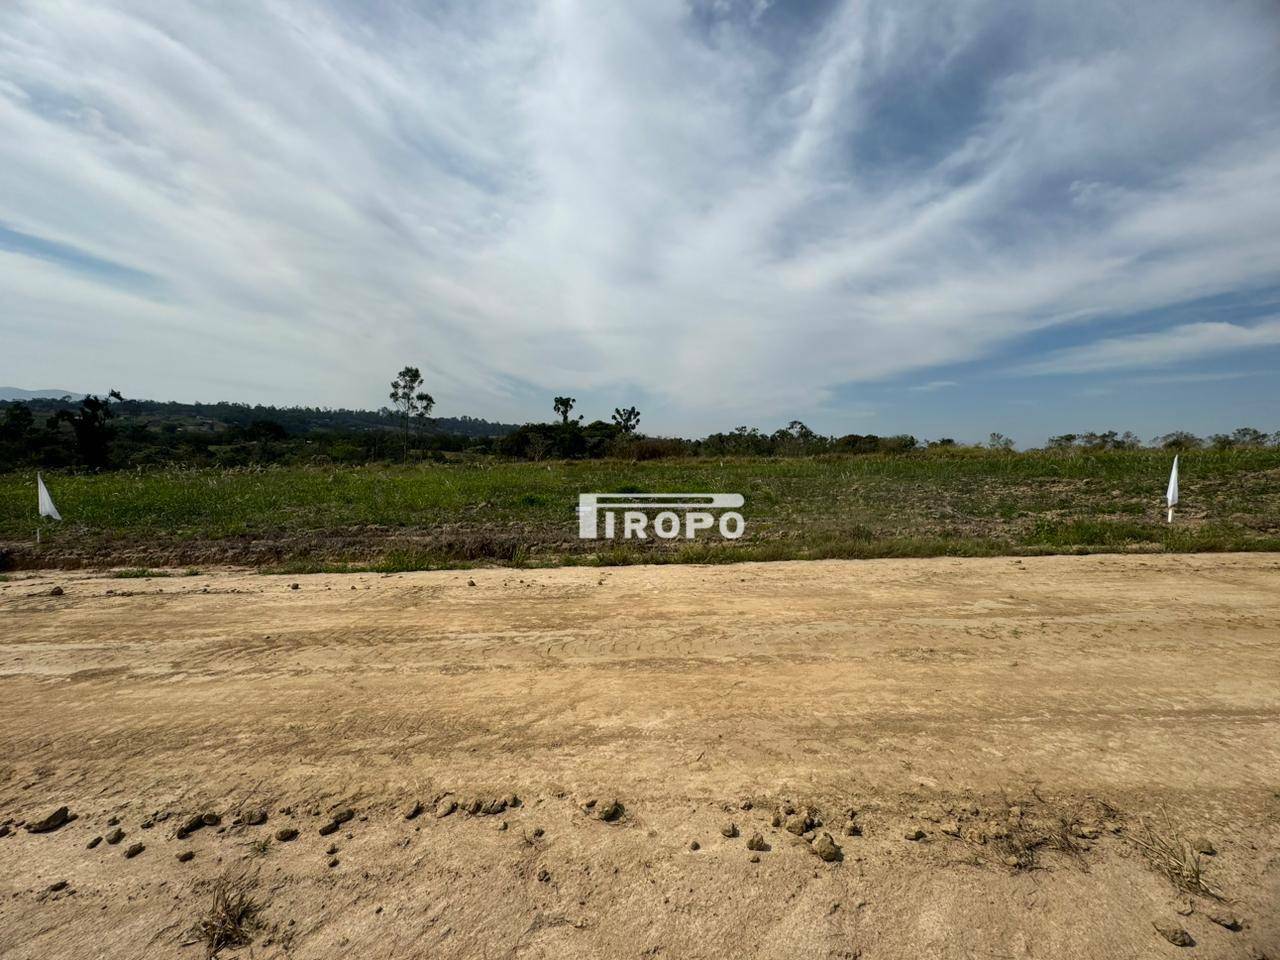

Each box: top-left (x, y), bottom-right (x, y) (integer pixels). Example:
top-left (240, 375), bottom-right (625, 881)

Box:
top-left (2, 449), bottom-right (1278, 571)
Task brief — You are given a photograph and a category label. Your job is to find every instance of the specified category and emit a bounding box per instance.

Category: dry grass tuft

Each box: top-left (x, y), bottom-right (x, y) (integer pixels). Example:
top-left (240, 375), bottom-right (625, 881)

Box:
top-left (184, 872), bottom-right (262, 958)
top-left (1128, 812), bottom-right (1223, 900)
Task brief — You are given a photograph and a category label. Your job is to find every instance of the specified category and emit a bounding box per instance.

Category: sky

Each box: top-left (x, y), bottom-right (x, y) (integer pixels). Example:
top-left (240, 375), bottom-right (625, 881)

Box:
top-left (1, 0), bottom-right (1278, 444)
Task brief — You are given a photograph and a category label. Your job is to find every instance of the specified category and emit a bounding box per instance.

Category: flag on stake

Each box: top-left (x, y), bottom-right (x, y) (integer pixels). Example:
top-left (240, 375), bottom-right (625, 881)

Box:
top-left (37, 472), bottom-right (62, 521)
top-left (1165, 456), bottom-right (1178, 523)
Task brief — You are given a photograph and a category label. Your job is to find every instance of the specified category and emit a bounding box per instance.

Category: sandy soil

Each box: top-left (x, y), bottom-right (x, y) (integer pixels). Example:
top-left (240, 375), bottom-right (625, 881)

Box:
top-left (1, 553), bottom-right (1278, 959)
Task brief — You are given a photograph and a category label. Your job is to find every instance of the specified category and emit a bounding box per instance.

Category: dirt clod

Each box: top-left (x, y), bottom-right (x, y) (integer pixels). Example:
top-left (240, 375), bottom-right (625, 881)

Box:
top-left (26, 807), bottom-right (72, 834)
top-left (596, 799), bottom-right (623, 822)
top-left (812, 832), bottom-right (842, 862)
top-left (1153, 921), bottom-right (1194, 946)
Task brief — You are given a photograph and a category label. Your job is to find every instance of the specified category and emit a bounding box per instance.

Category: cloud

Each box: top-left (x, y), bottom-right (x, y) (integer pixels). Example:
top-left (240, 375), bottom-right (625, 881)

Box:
top-left (1, 0), bottom-right (1278, 431)
top-left (1019, 318), bottom-right (1280, 375)
top-left (908, 380), bottom-right (958, 392)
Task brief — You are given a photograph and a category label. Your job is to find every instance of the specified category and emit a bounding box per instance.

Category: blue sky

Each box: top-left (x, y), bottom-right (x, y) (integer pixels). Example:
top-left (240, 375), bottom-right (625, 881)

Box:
top-left (1, 0), bottom-right (1278, 444)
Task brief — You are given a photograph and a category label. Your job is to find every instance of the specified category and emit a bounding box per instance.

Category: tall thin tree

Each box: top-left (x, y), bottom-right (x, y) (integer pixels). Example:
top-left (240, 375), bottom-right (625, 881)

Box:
top-left (389, 366), bottom-right (435, 462)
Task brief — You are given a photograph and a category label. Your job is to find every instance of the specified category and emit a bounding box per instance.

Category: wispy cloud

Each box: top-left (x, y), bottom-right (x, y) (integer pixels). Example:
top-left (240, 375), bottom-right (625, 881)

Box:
top-left (908, 380), bottom-right (959, 393)
top-left (1, 0), bottom-right (1278, 430)
top-left (1020, 318), bottom-right (1280, 375)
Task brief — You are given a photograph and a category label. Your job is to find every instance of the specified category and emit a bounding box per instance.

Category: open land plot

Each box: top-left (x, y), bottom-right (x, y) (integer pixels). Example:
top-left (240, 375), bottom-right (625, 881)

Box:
top-left (2, 449), bottom-right (1280, 571)
top-left (1, 553), bottom-right (1278, 958)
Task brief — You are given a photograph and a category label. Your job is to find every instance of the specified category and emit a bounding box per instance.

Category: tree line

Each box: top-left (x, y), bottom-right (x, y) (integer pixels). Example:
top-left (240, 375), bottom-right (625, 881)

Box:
top-left (1, 377), bottom-right (1276, 472)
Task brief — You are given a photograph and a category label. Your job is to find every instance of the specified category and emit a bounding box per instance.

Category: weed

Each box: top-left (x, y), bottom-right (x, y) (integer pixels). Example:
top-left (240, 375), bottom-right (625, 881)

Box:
top-left (184, 872), bottom-right (262, 958)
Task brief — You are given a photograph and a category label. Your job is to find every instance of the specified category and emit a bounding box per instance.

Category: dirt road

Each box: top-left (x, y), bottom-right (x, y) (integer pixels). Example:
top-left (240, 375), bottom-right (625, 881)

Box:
top-left (2, 554), bottom-right (1278, 958)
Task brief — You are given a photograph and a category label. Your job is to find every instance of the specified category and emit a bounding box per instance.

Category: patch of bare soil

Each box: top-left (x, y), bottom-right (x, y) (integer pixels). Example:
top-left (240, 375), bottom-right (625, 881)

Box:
top-left (1, 553), bottom-right (1278, 958)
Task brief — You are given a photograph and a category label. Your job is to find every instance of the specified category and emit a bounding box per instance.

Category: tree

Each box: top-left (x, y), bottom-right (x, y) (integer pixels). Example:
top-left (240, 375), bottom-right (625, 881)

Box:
top-left (1154, 431), bottom-right (1202, 450)
top-left (1230, 427), bottom-right (1268, 447)
top-left (611, 406), bottom-right (641, 434)
top-left (553, 396), bottom-right (579, 425)
top-left (389, 366), bottom-right (434, 462)
top-left (54, 391), bottom-right (122, 469)
top-left (1, 402), bottom-right (34, 442)
top-left (988, 432), bottom-right (1014, 451)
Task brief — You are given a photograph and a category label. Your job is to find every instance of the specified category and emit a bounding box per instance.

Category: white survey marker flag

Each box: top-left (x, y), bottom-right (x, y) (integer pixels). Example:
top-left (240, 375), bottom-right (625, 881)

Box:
top-left (1166, 456), bottom-right (1179, 508)
top-left (37, 472), bottom-right (62, 521)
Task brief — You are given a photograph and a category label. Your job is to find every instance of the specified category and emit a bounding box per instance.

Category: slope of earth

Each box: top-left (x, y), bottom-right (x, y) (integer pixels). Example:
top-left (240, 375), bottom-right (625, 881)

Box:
top-left (1, 553), bottom-right (1278, 959)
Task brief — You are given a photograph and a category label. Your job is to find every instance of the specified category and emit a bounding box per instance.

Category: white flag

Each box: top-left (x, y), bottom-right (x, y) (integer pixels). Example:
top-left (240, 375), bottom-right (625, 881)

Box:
top-left (1166, 456), bottom-right (1179, 508)
top-left (37, 472), bottom-right (62, 521)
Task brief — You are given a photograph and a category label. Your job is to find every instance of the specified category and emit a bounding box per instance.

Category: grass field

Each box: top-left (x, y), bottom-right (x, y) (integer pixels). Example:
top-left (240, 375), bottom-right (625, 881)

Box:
top-left (2, 448), bottom-right (1279, 570)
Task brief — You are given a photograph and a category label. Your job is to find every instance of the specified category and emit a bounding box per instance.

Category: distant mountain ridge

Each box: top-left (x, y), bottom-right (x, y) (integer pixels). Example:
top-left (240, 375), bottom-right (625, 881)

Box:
top-left (1, 392), bottom-right (519, 438)
top-left (0, 387), bottom-right (83, 401)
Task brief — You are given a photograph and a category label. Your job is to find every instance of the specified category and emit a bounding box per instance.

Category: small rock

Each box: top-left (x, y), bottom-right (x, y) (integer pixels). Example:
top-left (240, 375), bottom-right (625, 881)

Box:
top-left (290, 583), bottom-right (300, 590)
top-left (404, 800), bottom-right (423, 821)
top-left (1153, 922), bottom-right (1194, 947)
top-left (87, 836), bottom-right (102, 849)
top-left (331, 808), bottom-right (355, 826)
top-left (749, 853), bottom-right (760, 863)
top-left (689, 840), bottom-right (700, 851)
top-left (467, 578), bottom-right (476, 586)
top-left (26, 807), bottom-right (72, 834)
top-left (812, 833), bottom-right (843, 863)
top-left (1207, 912), bottom-right (1243, 931)
top-left (504, 794), bottom-right (520, 808)
top-left (50, 586), bottom-right (65, 597)
top-left (770, 811), bottom-right (783, 828)
top-left (48, 880), bottom-right (68, 892)
top-left (319, 821), bottom-right (340, 836)
top-left (721, 822), bottom-right (738, 839)
top-left (941, 820), bottom-right (961, 836)
top-left (740, 799), bottom-right (753, 810)
top-left (843, 821), bottom-right (862, 837)
top-left (326, 844), bottom-right (339, 855)
top-left (784, 814), bottom-right (810, 836)
top-left (1190, 836), bottom-right (1216, 856)
top-left (201, 812), bottom-right (221, 827)
top-left (531, 827), bottom-right (545, 839)
top-left (536, 866), bottom-right (550, 882)
top-left (481, 798), bottom-right (507, 816)
top-left (328, 858), bottom-right (340, 868)
top-left (105, 828), bottom-right (126, 845)
top-left (241, 809), bottom-right (268, 826)
top-left (801, 830), bottom-right (816, 842)
top-left (1175, 899), bottom-right (1194, 916)
top-left (175, 815), bottom-right (205, 839)
top-left (435, 798), bottom-right (457, 818)
top-left (746, 832), bottom-right (769, 852)
top-left (596, 799), bottom-right (623, 822)
top-left (124, 842), bottom-right (145, 859)
top-left (176, 851), bottom-right (194, 863)
top-left (275, 827), bottom-right (299, 842)
top-left (497, 820), bottom-right (508, 831)
top-left (905, 829), bottom-right (926, 841)
top-left (465, 798), bottom-right (482, 815)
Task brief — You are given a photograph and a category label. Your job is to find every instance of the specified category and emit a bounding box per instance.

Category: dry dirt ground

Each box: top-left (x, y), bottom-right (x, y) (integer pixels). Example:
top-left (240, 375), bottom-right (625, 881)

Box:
top-left (2, 553), bottom-right (1278, 959)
